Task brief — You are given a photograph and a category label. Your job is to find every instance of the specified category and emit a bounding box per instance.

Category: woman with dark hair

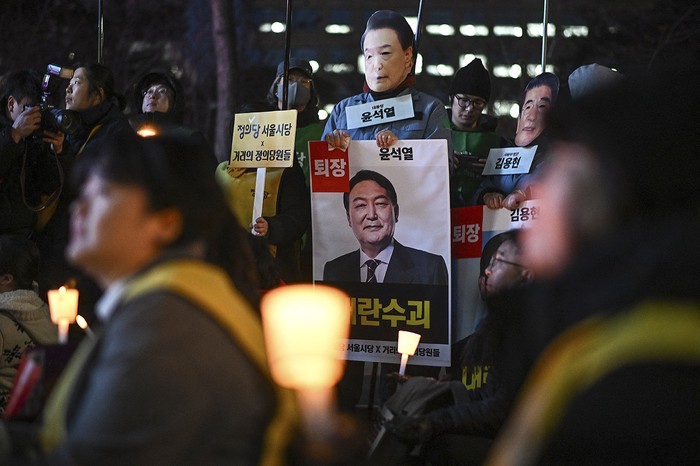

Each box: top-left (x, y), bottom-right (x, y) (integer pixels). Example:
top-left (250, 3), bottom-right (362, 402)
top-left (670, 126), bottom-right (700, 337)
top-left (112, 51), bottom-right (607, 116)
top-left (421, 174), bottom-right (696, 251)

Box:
top-left (63, 63), bottom-right (132, 154)
top-left (0, 234), bottom-right (57, 413)
top-left (36, 63), bottom-right (134, 326)
top-left (1, 133), bottom-right (298, 464)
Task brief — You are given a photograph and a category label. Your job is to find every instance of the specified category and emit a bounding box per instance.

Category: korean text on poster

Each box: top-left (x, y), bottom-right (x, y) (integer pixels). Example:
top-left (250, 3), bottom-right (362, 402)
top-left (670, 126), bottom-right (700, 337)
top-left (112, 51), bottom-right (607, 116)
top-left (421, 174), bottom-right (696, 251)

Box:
top-left (229, 110), bottom-right (297, 168)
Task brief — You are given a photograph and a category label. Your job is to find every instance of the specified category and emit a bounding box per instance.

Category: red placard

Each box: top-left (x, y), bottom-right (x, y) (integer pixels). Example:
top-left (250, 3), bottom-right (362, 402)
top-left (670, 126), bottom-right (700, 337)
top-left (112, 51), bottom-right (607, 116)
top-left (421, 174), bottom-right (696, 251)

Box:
top-left (309, 141), bottom-right (350, 193)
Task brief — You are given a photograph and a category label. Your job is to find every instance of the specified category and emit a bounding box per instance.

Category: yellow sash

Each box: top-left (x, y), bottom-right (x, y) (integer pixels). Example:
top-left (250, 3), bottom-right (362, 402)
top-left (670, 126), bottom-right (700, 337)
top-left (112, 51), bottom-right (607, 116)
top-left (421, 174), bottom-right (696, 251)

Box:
top-left (40, 259), bottom-right (298, 465)
top-left (488, 300), bottom-right (700, 466)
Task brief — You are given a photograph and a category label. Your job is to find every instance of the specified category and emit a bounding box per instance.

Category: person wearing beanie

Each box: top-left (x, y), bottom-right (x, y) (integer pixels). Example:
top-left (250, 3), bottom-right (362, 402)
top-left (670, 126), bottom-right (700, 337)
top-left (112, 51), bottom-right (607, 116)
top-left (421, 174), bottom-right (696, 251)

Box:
top-left (128, 71), bottom-right (217, 170)
top-left (473, 72), bottom-right (559, 210)
top-left (322, 10), bottom-right (452, 157)
top-left (447, 59), bottom-right (507, 206)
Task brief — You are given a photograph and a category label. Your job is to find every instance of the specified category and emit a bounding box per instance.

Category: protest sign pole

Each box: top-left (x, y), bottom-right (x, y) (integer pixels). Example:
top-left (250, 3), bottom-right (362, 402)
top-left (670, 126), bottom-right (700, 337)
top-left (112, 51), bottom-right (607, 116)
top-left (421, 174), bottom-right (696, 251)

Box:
top-left (541, 0), bottom-right (549, 72)
top-left (252, 167), bottom-right (266, 231)
top-left (97, 0), bottom-right (104, 63)
top-left (251, 0), bottom-right (295, 229)
top-left (282, 0), bottom-right (294, 111)
top-left (412, 0), bottom-right (425, 74)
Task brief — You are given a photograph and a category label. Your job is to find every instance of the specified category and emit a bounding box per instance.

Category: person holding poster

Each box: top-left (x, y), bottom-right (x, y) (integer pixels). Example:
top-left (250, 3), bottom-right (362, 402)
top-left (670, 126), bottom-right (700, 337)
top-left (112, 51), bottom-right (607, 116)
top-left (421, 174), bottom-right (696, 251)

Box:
top-left (323, 169), bottom-right (448, 285)
top-left (322, 10), bottom-right (451, 156)
top-left (447, 59), bottom-right (506, 207)
top-left (473, 72), bottom-right (559, 210)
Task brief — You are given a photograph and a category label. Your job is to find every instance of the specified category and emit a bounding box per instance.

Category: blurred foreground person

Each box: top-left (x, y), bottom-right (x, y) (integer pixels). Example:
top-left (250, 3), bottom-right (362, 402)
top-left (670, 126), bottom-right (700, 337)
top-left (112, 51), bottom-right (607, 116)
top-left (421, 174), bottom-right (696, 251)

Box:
top-left (1, 134), bottom-right (297, 464)
top-left (487, 64), bottom-right (700, 465)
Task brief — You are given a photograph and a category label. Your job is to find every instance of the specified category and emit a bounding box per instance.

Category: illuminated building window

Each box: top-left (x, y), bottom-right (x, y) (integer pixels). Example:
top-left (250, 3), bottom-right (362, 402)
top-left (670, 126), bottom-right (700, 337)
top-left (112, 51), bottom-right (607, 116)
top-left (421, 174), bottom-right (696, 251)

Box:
top-left (325, 24), bottom-right (352, 34)
top-left (425, 24), bottom-right (456, 36)
top-left (323, 104), bottom-right (335, 116)
top-left (562, 25), bottom-right (589, 37)
top-left (493, 100), bottom-right (520, 118)
top-left (425, 64), bottom-right (455, 76)
top-left (459, 24), bottom-right (489, 36)
top-left (259, 22), bottom-right (286, 33)
top-left (493, 64), bottom-right (522, 79)
top-left (526, 64), bottom-right (556, 77)
top-left (493, 25), bottom-right (522, 37)
top-left (324, 63), bottom-right (355, 74)
top-left (526, 23), bottom-right (556, 37)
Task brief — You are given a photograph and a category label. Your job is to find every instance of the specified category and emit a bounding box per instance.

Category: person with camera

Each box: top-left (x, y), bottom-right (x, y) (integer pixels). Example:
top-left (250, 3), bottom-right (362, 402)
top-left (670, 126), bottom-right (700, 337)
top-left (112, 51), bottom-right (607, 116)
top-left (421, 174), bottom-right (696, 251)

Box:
top-left (0, 69), bottom-right (64, 237)
top-left (35, 63), bottom-right (133, 329)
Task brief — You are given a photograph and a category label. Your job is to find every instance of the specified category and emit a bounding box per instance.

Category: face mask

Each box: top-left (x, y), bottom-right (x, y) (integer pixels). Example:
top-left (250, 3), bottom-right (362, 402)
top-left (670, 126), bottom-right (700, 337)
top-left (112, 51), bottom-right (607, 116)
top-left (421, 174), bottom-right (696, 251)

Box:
top-left (276, 81), bottom-right (311, 109)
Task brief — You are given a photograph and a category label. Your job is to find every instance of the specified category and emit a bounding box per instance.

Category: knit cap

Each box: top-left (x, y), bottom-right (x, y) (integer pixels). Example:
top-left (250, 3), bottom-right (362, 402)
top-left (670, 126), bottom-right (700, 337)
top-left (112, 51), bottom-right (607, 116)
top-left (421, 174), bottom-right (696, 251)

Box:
top-left (449, 58), bottom-right (491, 101)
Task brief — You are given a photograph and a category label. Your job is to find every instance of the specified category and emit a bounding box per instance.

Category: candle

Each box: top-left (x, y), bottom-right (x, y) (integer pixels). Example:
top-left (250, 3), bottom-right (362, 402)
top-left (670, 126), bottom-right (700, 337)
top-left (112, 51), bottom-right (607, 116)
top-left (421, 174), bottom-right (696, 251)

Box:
top-left (76, 314), bottom-right (95, 339)
top-left (397, 330), bottom-right (422, 376)
top-left (261, 284), bottom-right (351, 435)
top-left (47, 286), bottom-right (79, 344)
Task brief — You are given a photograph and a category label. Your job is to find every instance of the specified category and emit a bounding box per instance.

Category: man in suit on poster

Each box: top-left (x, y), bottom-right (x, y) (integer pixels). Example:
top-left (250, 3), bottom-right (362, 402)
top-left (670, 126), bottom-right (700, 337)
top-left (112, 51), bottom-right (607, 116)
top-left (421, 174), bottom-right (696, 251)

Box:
top-left (323, 169), bottom-right (448, 285)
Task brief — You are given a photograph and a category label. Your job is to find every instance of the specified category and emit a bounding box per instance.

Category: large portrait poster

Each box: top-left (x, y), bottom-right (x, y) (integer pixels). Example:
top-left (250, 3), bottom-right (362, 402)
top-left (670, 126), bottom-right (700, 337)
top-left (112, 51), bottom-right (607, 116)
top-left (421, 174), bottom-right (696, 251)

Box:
top-left (450, 201), bottom-right (541, 342)
top-left (310, 140), bottom-right (451, 367)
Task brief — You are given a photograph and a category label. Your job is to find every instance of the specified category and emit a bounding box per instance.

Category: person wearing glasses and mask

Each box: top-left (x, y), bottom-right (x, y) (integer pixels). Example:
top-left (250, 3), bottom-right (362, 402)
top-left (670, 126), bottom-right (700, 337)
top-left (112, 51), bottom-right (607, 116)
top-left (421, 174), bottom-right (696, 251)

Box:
top-left (129, 71), bottom-right (217, 170)
top-left (448, 59), bottom-right (507, 207)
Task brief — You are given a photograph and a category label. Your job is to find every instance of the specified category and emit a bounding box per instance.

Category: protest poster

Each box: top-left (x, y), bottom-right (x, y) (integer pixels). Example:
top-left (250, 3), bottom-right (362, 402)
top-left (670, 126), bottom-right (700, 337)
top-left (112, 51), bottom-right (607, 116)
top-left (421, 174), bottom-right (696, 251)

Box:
top-left (229, 109), bottom-right (297, 168)
top-left (310, 139), bottom-right (451, 367)
top-left (450, 201), bottom-right (541, 342)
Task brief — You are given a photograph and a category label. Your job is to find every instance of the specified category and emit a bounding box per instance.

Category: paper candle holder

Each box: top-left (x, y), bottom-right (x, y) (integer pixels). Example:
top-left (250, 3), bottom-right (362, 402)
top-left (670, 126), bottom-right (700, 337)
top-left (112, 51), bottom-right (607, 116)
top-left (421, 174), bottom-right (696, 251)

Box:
top-left (47, 286), bottom-right (79, 344)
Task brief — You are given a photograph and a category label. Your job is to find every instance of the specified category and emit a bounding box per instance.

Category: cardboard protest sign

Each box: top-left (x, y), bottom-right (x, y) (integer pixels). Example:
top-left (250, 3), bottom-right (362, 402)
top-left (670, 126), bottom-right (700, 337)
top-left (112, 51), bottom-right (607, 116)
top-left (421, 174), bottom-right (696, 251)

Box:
top-left (229, 110), bottom-right (297, 168)
top-left (310, 139), bottom-right (451, 367)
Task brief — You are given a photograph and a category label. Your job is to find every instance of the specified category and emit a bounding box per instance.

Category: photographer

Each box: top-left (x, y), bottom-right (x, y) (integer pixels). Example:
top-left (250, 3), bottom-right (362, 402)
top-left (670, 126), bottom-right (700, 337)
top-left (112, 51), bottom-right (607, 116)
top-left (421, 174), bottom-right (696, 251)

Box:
top-left (36, 63), bottom-right (133, 327)
top-left (0, 69), bottom-right (64, 237)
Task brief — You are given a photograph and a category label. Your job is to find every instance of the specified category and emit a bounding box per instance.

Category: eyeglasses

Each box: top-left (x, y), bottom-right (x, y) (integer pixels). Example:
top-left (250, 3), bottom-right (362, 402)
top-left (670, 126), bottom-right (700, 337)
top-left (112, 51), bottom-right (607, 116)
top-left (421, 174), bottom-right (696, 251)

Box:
top-left (454, 96), bottom-right (486, 110)
top-left (142, 86), bottom-right (171, 98)
top-left (281, 76), bottom-right (312, 86)
top-left (488, 255), bottom-right (526, 270)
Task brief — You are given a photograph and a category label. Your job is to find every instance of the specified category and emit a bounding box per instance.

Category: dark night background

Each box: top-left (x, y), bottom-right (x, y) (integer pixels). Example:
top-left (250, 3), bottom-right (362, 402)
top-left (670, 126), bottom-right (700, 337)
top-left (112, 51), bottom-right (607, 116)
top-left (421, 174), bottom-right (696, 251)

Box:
top-left (1, 0), bottom-right (698, 161)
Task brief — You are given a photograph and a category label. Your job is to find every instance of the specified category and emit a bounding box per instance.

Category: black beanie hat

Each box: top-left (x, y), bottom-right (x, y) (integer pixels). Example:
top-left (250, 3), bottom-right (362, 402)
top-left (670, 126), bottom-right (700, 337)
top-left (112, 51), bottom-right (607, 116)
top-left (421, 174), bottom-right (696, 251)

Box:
top-left (360, 10), bottom-right (415, 53)
top-left (448, 58), bottom-right (491, 102)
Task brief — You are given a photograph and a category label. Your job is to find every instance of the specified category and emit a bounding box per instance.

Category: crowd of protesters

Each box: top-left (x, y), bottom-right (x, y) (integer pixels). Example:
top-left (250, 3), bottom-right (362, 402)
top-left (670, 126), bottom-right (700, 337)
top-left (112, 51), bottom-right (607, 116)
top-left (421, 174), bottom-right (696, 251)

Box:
top-left (0, 7), bottom-right (697, 465)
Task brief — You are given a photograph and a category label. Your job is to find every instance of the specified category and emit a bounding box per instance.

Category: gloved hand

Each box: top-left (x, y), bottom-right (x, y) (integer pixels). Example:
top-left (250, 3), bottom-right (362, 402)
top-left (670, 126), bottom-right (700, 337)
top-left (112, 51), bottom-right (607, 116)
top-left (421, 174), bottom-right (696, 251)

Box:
top-left (390, 415), bottom-right (435, 444)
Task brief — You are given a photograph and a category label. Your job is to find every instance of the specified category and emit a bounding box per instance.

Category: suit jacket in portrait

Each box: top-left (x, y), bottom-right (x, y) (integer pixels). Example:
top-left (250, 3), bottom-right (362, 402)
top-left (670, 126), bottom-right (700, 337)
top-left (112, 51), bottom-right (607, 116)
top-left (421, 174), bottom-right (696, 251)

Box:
top-left (323, 240), bottom-right (448, 285)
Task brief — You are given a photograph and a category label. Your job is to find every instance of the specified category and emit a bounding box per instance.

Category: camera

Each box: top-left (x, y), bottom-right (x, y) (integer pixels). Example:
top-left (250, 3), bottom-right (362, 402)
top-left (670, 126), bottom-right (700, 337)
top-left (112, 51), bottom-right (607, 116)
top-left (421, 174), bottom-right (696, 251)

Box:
top-left (25, 103), bottom-right (80, 137)
top-left (26, 64), bottom-right (80, 137)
